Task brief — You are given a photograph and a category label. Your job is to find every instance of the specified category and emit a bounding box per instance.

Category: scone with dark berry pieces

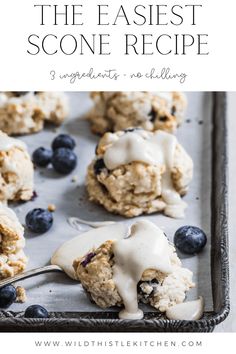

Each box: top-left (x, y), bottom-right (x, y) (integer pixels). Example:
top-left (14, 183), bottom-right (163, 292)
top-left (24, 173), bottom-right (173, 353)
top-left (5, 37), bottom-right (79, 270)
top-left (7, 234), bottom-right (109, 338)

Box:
top-left (73, 220), bottom-right (194, 318)
top-left (86, 129), bottom-right (193, 218)
top-left (0, 92), bottom-right (68, 135)
top-left (88, 91), bottom-right (186, 135)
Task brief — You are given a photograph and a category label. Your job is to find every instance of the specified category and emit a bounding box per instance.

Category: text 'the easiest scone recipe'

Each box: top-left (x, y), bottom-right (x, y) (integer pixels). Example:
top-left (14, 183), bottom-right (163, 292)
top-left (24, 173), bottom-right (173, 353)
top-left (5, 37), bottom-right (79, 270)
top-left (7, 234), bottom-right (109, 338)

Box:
top-left (0, 92), bottom-right (68, 135)
top-left (0, 204), bottom-right (28, 279)
top-left (88, 91), bottom-right (187, 135)
top-left (0, 130), bottom-right (34, 203)
top-left (87, 129), bottom-right (193, 218)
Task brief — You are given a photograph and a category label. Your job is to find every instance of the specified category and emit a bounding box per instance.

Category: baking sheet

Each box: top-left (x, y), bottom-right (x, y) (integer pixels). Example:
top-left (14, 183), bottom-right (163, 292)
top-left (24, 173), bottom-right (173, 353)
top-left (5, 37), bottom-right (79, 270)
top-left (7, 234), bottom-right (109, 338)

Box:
top-left (8, 92), bottom-right (213, 313)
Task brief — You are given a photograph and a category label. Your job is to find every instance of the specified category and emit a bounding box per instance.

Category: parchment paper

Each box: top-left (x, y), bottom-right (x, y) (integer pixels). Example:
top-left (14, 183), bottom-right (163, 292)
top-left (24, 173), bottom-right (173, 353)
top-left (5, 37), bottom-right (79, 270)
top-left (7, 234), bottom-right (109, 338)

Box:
top-left (9, 92), bottom-right (213, 313)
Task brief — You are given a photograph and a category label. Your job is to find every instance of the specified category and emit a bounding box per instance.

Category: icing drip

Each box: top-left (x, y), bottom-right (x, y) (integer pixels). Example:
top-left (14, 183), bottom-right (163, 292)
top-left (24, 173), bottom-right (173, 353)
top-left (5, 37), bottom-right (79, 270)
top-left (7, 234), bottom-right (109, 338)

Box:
top-left (165, 297), bottom-right (204, 320)
top-left (52, 220), bottom-right (194, 320)
top-left (51, 223), bottom-right (127, 279)
top-left (68, 217), bottom-right (115, 229)
top-left (103, 130), bottom-right (187, 218)
top-left (112, 220), bottom-right (172, 319)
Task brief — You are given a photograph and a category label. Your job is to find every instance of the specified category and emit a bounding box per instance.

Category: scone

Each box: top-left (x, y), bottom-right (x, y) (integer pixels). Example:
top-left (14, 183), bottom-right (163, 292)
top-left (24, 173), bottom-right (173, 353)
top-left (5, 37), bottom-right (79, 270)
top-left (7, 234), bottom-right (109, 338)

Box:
top-left (88, 91), bottom-right (186, 134)
top-left (0, 204), bottom-right (28, 279)
top-left (0, 130), bottom-right (34, 202)
top-left (0, 91), bottom-right (68, 135)
top-left (73, 220), bottom-right (194, 318)
top-left (86, 129), bottom-right (193, 218)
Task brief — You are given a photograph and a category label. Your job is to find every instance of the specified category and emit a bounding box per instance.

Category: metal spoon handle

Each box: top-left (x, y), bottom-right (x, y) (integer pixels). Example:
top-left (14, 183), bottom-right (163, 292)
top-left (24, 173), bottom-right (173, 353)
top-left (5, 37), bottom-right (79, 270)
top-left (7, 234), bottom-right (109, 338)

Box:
top-left (0, 265), bottom-right (63, 287)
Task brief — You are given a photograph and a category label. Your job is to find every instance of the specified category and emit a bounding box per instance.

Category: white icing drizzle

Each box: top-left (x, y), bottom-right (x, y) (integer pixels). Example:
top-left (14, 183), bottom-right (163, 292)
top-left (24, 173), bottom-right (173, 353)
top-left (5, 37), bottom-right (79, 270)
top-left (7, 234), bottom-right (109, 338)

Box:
top-left (51, 223), bottom-right (127, 279)
top-left (67, 217), bottom-right (84, 231)
top-left (103, 130), bottom-right (163, 169)
top-left (52, 220), bottom-right (193, 320)
top-left (0, 131), bottom-right (26, 151)
top-left (68, 217), bottom-right (115, 229)
top-left (103, 130), bottom-right (187, 218)
top-left (165, 297), bottom-right (204, 321)
top-left (112, 220), bottom-right (173, 320)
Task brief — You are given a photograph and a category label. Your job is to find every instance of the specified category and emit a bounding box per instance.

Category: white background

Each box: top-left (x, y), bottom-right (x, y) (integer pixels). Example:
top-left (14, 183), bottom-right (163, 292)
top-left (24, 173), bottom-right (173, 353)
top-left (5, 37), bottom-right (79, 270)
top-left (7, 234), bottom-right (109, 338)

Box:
top-left (0, 0), bottom-right (235, 90)
top-left (0, 0), bottom-right (236, 349)
top-left (0, 332), bottom-right (235, 353)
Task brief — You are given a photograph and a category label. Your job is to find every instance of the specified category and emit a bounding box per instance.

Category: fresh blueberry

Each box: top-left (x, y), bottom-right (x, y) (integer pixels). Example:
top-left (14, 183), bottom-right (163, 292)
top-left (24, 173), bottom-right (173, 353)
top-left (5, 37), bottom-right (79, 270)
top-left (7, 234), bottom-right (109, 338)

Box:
top-left (93, 158), bottom-right (106, 175)
top-left (24, 305), bottom-right (49, 318)
top-left (0, 285), bottom-right (17, 308)
top-left (81, 252), bottom-right (96, 267)
top-left (26, 208), bottom-right (53, 233)
top-left (52, 148), bottom-right (77, 174)
top-left (52, 134), bottom-right (76, 151)
top-left (174, 226), bottom-right (207, 254)
top-left (148, 108), bottom-right (156, 122)
top-left (32, 147), bottom-right (53, 167)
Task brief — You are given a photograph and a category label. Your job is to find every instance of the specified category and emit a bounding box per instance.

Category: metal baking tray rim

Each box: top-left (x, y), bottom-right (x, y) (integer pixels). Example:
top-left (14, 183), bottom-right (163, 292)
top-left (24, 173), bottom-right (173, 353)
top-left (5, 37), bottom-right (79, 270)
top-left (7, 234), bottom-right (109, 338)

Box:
top-left (0, 92), bottom-right (230, 332)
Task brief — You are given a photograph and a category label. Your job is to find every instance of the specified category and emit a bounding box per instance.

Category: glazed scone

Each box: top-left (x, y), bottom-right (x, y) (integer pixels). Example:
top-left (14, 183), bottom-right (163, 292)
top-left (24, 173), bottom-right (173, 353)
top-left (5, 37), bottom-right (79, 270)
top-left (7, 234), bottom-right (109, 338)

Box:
top-left (0, 92), bottom-right (68, 135)
top-left (86, 129), bottom-right (193, 218)
top-left (88, 91), bottom-right (186, 135)
top-left (0, 130), bottom-right (34, 202)
top-left (0, 204), bottom-right (28, 279)
top-left (73, 220), bottom-right (194, 316)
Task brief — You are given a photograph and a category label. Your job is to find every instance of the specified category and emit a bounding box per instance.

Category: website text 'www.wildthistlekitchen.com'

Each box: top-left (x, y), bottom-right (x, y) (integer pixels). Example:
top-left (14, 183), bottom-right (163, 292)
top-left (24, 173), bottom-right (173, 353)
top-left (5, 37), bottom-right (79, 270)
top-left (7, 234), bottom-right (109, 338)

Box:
top-left (34, 339), bottom-right (203, 348)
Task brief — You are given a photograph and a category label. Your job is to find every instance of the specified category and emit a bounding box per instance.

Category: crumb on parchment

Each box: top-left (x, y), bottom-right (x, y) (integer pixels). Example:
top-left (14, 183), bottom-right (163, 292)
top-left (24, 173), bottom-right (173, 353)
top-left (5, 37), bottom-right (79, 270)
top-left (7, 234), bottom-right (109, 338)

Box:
top-left (71, 175), bottom-right (78, 182)
top-left (16, 286), bottom-right (27, 303)
top-left (48, 204), bottom-right (56, 212)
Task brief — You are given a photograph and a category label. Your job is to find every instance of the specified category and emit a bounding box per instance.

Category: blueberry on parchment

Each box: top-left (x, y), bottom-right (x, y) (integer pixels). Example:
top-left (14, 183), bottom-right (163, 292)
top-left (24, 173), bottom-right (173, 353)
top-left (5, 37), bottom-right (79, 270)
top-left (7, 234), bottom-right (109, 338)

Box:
top-left (26, 208), bottom-right (53, 234)
top-left (52, 134), bottom-right (76, 151)
top-left (52, 148), bottom-right (77, 174)
top-left (32, 147), bottom-right (52, 167)
top-left (174, 226), bottom-right (207, 254)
